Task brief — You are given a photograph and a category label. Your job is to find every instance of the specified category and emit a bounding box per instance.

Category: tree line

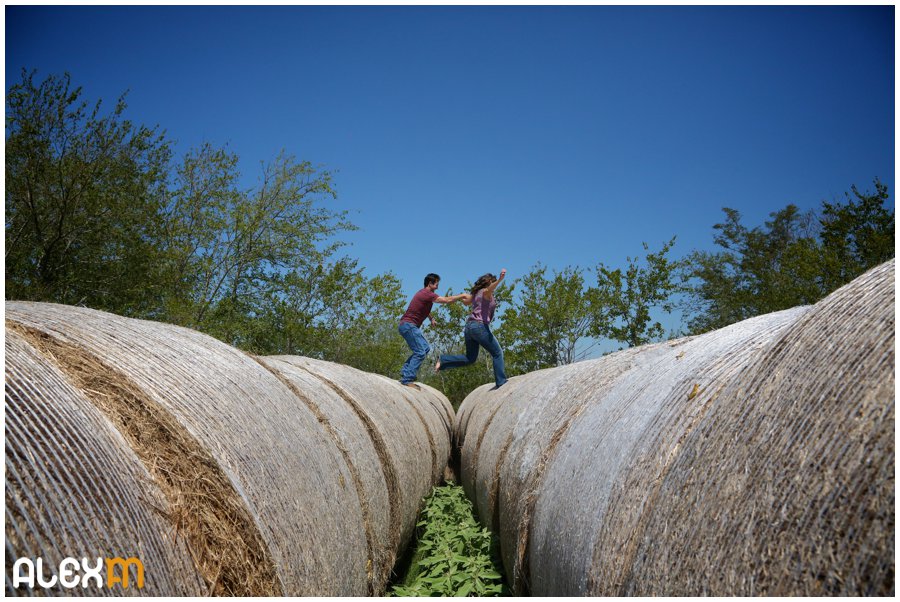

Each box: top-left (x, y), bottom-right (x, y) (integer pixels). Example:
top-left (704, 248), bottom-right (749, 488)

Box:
top-left (6, 70), bottom-right (894, 406)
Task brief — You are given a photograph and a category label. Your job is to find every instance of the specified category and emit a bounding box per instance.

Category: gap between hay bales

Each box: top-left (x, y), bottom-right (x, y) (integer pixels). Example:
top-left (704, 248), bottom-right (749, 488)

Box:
top-left (254, 358), bottom-right (381, 595)
top-left (7, 320), bottom-right (282, 596)
top-left (389, 481), bottom-right (508, 597)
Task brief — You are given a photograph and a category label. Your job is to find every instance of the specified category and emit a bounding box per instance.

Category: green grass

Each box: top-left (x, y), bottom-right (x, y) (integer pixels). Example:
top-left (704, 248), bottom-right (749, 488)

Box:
top-left (391, 483), bottom-right (507, 596)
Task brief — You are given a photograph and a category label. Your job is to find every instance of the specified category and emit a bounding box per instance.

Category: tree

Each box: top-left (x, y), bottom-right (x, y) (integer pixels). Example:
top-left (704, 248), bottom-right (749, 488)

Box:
top-left (232, 257), bottom-right (410, 381)
top-left (6, 69), bottom-right (416, 384)
top-left (683, 181), bottom-right (894, 335)
top-left (313, 267), bottom-right (409, 376)
top-left (159, 144), bottom-right (355, 347)
top-left (684, 206), bottom-right (825, 334)
top-left (154, 142), bottom-right (240, 324)
top-left (5, 69), bottom-right (171, 315)
top-left (501, 265), bottom-right (599, 373)
top-left (820, 179), bottom-right (895, 291)
top-left (595, 237), bottom-right (681, 347)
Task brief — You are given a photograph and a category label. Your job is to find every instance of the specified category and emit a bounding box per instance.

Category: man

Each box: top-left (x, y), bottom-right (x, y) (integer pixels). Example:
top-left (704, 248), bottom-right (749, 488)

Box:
top-left (399, 273), bottom-right (466, 388)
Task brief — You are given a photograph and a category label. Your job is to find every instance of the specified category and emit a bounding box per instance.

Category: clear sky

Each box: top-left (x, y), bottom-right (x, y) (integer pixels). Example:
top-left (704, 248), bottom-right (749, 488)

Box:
top-left (5, 4), bottom-right (895, 339)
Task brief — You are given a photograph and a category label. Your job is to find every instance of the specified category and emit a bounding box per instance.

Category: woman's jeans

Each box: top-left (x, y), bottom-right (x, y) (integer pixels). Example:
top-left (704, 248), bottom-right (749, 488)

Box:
top-left (439, 321), bottom-right (508, 387)
top-left (399, 321), bottom-right (430, 384)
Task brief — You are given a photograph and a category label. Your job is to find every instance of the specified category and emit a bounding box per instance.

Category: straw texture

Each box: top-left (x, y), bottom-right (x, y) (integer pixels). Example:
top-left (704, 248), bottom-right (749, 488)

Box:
top-left (454, 260), bottom-right (894, 596)
top-left (5, 302), bottom-right (453, 596)
top-left (5, 330), bottom-right (206, 597)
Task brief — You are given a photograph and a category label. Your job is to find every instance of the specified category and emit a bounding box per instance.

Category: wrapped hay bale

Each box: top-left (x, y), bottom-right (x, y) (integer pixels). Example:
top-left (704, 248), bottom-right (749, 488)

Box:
top-left (607, 260), bottom-right (895, 596)
top-left (257, 356), bottom-right (453, 588)
top-left (455, 344), bottom-right (660, 537)
top-left (5, 302), bottom-right (453, 596)
top-left (524, 309), bottom-right (806, 595)
top-left (455, 260), bottom-right (894, 596)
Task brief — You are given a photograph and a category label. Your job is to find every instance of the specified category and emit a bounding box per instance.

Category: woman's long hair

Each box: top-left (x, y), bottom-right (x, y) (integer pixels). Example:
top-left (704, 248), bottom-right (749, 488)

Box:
top-left (471, 273), bottom-right (497, 296)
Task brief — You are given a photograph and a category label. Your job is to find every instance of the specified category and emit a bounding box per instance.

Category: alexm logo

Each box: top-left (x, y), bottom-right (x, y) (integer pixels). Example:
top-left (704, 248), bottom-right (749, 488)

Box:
top-left (11, 557), bottom-right (144, 590)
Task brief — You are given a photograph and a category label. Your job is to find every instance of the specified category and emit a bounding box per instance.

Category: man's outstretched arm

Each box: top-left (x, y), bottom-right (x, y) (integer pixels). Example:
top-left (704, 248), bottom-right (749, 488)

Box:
top-left (434, 293), bottom-right (467, 304)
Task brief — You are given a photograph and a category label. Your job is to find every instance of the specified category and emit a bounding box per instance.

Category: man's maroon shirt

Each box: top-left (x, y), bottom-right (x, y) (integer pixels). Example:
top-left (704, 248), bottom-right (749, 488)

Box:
top-left (400, 288), bottom-right (439, 327)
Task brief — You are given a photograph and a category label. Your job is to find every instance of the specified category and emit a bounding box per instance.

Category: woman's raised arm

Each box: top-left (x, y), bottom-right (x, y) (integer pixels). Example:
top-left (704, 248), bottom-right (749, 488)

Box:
top-left (483, 269), bottom-right (507, 300)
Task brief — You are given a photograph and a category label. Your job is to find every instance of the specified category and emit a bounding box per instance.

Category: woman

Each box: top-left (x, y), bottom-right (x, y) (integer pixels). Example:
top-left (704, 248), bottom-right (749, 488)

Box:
top-left (435, 268), bottom-right (508, 389)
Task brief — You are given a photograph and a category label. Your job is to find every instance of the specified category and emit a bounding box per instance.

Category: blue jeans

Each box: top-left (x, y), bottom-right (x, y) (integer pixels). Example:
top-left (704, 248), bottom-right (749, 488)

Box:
top-left (399, 321), bottom-right (430, 384)
top-left (438, 321), bottom-right (507, 387)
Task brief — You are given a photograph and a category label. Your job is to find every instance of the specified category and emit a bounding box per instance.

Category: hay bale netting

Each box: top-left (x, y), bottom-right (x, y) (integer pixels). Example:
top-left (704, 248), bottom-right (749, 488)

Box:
top-left (5, 302), bottom-right (454, 596)
top-left (454, 260), bottom-right (894, 596)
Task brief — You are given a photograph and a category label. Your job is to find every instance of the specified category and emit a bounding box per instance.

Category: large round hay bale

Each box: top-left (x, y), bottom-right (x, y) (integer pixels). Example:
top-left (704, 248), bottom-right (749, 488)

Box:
top-left (5, 302), bottom-right (453, 596)
top-left (454, 260), bottom-right (894, 596)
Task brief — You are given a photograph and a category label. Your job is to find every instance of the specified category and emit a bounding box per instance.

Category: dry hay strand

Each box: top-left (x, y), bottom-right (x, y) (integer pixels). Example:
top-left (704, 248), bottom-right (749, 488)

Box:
top-left (456, 379), bottom-right (516, 510)
top-left (6, 330), bottom-right (203, 596)
top-left (487, 433), bottom-right (514, 533)
top-left (7, 320), bottom-right (281, 596)
top-left (390, 381), bottom-right (442, 483)
top-left (417, 381), bottom-right (456, 435)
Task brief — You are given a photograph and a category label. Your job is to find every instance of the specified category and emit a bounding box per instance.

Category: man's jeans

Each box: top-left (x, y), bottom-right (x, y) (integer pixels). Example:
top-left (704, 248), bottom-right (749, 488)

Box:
top-left (439, 321), bottom-right (508, 387)
top-left (399, 321), bottom-right (430, 384)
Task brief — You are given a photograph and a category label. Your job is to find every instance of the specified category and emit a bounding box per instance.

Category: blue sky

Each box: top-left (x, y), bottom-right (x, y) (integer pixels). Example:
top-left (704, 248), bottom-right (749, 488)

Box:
top-left (5, 4), bottom-right (895, 341)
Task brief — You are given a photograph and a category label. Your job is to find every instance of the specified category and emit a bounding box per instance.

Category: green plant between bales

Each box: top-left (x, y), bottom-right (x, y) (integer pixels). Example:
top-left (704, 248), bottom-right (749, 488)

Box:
top-left (391, 483), bottom-right (507, 596)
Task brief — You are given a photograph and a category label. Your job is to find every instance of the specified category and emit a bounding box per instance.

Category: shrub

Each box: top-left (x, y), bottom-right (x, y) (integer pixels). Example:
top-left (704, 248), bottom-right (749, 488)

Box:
top-left (391, 484), bottom-right (506, 596)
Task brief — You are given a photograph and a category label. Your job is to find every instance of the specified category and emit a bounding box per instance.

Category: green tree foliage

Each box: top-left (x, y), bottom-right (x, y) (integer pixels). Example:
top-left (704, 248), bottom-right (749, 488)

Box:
top-left (499, 243), bottom-right (679, 376)
top-left (501, 265), bottom-right (600, 373)
top-left (159, 142), bottom-right (356, 349)
top-left (6, 70), bottom-right (171, 315)
top-left (11, 70), bottom-right (891, 407)
top-left (594, 237), bottom-right (680, 347)
top-left (230, 259), bottom-right (408, 369)
top-left (298, 266), bottom-right (408, 375)
top-left (684, 181), bottom-right (894, 334)
top-left (5, 70), bottom-right (408, 378)
top-left (820, 179), bottom-right (895, 291)
top-left (684, 205), bottom-right (826, 333)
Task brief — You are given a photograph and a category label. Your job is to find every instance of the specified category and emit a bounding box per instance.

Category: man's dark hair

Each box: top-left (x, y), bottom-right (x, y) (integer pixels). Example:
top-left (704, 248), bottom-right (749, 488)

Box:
top-left (424, 273), bottom-right (440, 287)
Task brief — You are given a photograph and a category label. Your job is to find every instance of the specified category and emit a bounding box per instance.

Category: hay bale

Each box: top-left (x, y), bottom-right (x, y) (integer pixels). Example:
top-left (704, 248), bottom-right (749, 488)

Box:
top-left (525, 309), bottom-right (804, 595)
top-left (5, 302), bottom-right (453, 596)
top-left (455, 260), bottom-right (894, 596)
top-left (609, 260), bottom-right (895, 596)
top-left (258, 356), bottom-right (452, 589)
top-left (5, 330), bottom-right (206, 596)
